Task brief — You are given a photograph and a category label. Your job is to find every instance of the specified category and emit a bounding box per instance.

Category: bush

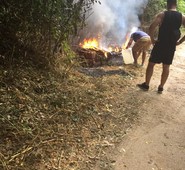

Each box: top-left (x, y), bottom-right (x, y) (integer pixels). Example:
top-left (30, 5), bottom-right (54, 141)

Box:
top-left (0, 0), bottom-right (99, 67)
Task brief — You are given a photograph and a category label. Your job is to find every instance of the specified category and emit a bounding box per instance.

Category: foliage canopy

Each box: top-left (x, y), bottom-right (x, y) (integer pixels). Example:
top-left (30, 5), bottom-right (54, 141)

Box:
top-left (0, 0), bottom-right (100, 66)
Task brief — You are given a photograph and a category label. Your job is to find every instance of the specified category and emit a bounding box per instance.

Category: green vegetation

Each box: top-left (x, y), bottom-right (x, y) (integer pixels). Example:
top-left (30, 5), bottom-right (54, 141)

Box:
top-left (178, 0), bottom-right (185, 13)
top-left (0, 0), bottom-right (100, 68)
top-left (1, 0), bottom-right (185, 169)
top-left (142, 0), bottom-right (185, 33)
top-left (143, 0), bottom-right (166, 25)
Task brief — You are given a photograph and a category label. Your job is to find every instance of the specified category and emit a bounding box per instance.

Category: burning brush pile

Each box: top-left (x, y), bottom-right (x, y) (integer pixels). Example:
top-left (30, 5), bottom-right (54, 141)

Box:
top-left (76, 38), bottom-right (128, 67)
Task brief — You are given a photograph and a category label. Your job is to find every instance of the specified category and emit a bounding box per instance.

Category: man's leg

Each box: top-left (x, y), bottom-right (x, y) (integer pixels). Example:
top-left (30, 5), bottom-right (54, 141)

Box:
top-left (142, 38), bottom-right (151, 66)
top-left (141, 51), bottom-right (146, 66)
top-left (145, 62), bottom-right (156, 86)
top-left (159, 64), bottom-right (170, 88)
top-left (132, 41), bottom-right (142, 65)
top-left (137, 61), bottom-right (155, 91)
top-left (132, 49), bottom-right (138, 65)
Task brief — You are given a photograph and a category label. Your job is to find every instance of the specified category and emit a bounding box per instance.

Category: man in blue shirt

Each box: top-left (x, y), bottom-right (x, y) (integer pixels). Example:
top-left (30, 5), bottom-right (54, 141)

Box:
top-left (126, 30), bottom-right (151, 66)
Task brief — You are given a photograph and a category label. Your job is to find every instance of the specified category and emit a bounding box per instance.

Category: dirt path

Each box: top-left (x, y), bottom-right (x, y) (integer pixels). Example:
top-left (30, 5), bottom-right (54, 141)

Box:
top-left (109, 44), bottom-right (185, 170)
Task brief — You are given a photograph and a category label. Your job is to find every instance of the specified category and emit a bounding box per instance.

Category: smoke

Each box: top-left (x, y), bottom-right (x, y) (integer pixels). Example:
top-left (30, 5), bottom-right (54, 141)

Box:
top-left (84, 0), bottom-right (148, 47)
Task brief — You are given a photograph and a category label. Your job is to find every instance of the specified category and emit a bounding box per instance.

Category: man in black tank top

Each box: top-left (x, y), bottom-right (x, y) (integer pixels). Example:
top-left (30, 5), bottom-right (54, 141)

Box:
top-left (137, 0), bottom-right (185, 94)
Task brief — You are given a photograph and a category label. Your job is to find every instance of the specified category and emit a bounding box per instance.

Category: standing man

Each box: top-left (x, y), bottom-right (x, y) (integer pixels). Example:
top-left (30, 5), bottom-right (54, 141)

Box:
top-left (137, 0), bottom-right (185, 93)
top-left (126, 30), bottom-right (151, 66)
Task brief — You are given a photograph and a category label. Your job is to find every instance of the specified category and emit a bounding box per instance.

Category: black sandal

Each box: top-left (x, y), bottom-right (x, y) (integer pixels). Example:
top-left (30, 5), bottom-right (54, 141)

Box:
top-left (137, 82), bottom-right (149, 91)
top-left (158, 86), bottom-right (163, 94)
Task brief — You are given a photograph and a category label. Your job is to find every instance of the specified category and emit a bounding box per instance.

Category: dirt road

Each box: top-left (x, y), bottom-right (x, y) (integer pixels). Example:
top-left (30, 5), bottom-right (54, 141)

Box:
top-left (112, 43), bottom-right (185, 170)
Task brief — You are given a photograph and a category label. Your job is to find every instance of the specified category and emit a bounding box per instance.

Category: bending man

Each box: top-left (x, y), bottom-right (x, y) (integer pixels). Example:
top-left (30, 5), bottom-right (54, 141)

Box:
top-left (126, 30), bottom-right (151, 66)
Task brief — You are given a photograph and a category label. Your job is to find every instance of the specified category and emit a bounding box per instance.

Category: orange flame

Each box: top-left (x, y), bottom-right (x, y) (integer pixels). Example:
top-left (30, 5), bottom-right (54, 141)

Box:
top-left (115, 47), bottom-right (120, 52)
top-left (80, 38), bottom-right (99, 49)
top-left (108, 47), bottom-right (113, 52)
top-left (107, 45), bottom-right (122, 52)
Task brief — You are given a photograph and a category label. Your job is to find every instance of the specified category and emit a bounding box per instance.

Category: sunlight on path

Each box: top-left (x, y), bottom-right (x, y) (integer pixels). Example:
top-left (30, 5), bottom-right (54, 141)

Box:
top-left (112, 43), bottom-right (185, 170)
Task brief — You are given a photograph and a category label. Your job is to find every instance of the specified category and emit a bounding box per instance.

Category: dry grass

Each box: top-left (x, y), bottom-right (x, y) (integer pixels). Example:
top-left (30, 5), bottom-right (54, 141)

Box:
top-left (0, 63), bottom-right (145, 170)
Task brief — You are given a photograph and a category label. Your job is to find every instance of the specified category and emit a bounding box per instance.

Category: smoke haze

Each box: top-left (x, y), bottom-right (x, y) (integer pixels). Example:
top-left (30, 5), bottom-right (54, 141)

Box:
top-left (84, 0), bottom-right (148, 47)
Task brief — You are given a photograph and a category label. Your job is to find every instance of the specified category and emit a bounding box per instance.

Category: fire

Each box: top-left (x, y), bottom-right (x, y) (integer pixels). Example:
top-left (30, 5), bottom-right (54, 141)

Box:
top-left (114, 47), bottom-right (121, 52)
top-left (108, 47), bottom-right (113, 52)
top-left (80, 38), bottom-right (99, 49)
top-left (107, 44), bottom-right (122, 52)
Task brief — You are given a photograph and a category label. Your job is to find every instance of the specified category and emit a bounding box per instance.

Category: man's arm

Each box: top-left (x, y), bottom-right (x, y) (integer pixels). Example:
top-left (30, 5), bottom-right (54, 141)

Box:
top-left (177, 15), bottom-right (185, 45)
top-left (149, 12), bottom-right (164, 45)
top-left (126, 38), bottom-right (133, 49)
top-left (177, 35), bottom-right (185, 45)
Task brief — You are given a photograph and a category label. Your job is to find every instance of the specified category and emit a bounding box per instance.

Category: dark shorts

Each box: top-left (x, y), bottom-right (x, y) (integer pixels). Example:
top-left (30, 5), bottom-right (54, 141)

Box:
top-left (149, 41), bottom-right (176, 65)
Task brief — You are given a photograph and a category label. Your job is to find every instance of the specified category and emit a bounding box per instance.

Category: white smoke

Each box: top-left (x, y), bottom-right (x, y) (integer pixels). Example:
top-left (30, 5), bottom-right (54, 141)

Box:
top-left (84, 0), bottom-right (148, 47)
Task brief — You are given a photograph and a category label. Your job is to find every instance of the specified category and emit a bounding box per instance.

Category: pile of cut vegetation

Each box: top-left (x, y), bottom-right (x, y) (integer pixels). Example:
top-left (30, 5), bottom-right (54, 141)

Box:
top-left (0, 63), bottom-right (144, 170)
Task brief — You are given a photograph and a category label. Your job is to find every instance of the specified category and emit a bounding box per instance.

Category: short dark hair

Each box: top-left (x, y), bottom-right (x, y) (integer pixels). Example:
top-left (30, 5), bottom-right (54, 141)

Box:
top-left (167, 0), bottom-right (177, 5)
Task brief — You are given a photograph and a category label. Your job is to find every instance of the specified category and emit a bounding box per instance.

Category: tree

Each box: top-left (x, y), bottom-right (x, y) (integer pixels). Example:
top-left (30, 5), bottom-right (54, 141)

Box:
top-left (141, 0), bottom-right (165, 29)
top-left (141, 0), bottom-right (185, 33)
top-left (0, 0), bottom-right (99, 66)
top-left (178, 0), bottom-right (185, 13)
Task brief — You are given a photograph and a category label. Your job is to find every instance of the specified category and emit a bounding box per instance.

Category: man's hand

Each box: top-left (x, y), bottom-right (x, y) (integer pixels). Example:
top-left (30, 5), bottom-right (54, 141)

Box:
top-left (125, 38), bottom-right (133, 49)
top-left (176, 35), bottom-right (185, 45)
top-left (176, 41), bottom-right (181, 45)
top-left (151, 39), bottom-right (156, 45)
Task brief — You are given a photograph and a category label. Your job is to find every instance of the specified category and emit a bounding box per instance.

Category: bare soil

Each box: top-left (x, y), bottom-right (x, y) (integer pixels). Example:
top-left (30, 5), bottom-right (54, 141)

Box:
top-left (1, 43), bottom-right (185, 170)
top-left (95, 43), bottom-right (185, 170)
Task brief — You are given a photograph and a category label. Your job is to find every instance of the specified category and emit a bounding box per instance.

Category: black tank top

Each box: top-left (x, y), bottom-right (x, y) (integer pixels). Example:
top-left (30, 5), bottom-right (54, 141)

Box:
top-left (158, 11), bottom-right (182, 44)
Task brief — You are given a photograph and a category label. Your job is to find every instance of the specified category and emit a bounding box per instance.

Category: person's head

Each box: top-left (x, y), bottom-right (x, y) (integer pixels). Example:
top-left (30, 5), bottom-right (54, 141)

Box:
top-left (167, 0), bottom-right (177, 9)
